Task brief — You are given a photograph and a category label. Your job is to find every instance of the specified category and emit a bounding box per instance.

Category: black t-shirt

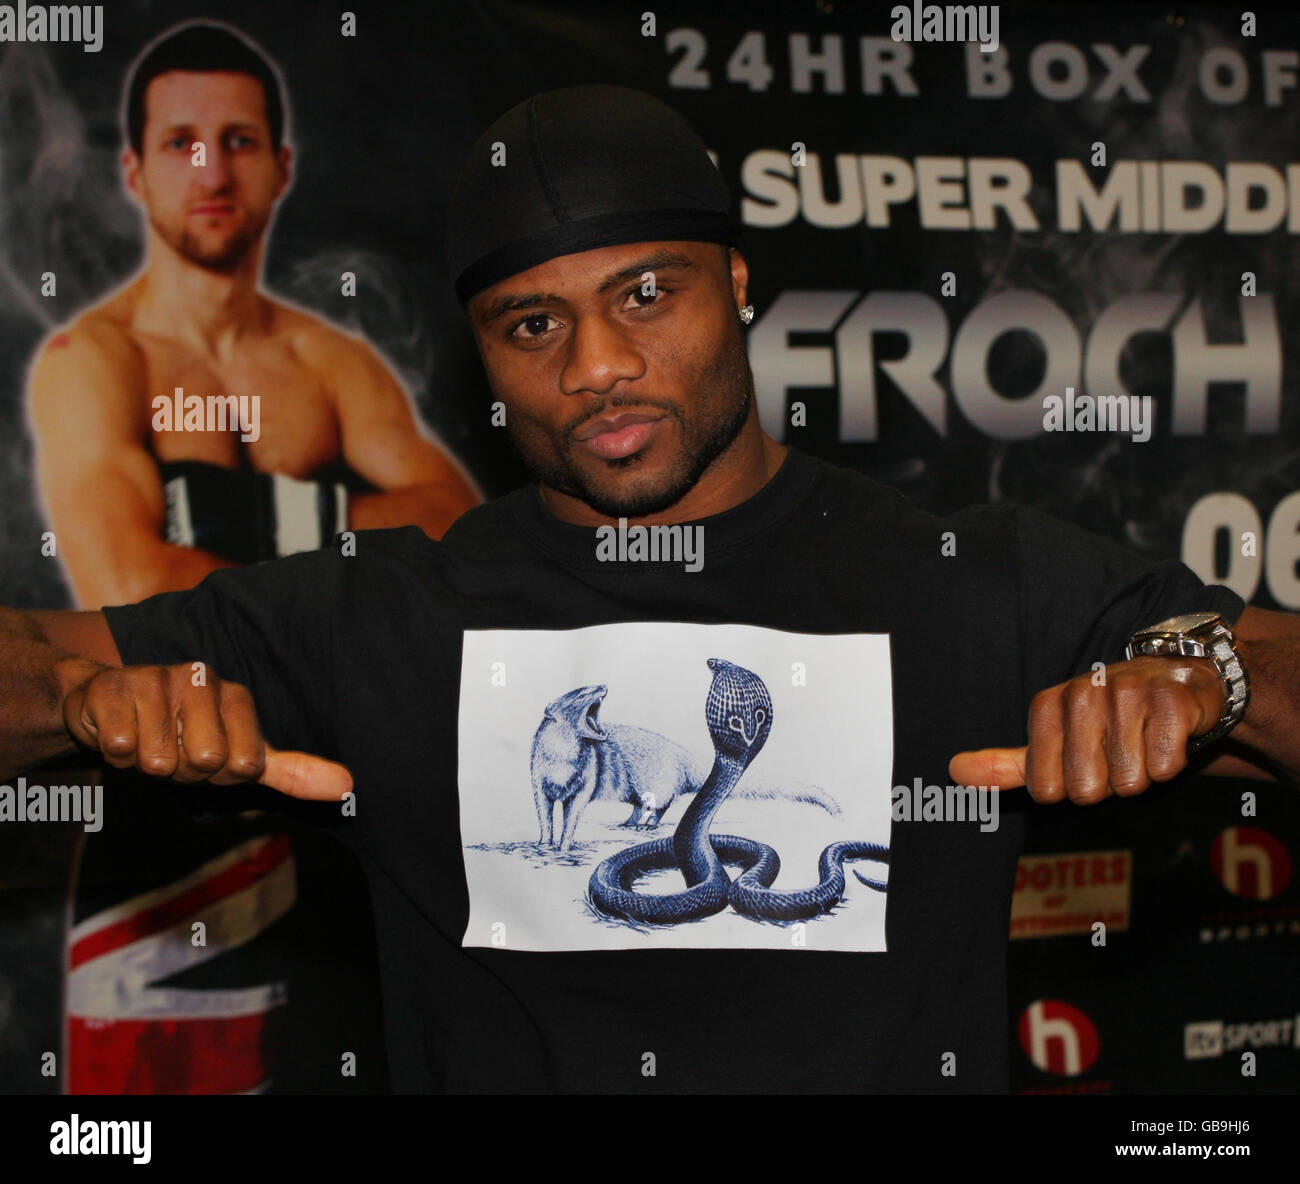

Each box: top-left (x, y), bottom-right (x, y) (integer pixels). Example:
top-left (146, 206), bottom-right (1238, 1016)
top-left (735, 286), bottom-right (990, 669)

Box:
top-left (102, 447), bottom-right (1244, 1093)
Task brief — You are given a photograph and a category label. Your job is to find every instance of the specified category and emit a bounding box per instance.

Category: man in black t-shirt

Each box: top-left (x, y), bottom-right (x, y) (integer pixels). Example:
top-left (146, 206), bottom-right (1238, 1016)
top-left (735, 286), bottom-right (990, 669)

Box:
top-left (2, 86), bottom-right (1299, 1093)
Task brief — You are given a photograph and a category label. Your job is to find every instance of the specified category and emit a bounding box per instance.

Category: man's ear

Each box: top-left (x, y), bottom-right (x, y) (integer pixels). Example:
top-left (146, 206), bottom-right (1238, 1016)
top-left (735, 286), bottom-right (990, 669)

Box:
top-left (728, 246), bottom-right (749, 312)
top-left (121, 146), bottom-right (144, 203)
top-left (274, 143), bottom-right (292, 198)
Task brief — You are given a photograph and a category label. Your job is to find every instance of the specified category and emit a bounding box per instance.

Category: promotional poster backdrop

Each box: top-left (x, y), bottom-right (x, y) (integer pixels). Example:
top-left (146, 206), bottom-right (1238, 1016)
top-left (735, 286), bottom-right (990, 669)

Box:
top-left (0, 0), bottom-right (1297, 1095)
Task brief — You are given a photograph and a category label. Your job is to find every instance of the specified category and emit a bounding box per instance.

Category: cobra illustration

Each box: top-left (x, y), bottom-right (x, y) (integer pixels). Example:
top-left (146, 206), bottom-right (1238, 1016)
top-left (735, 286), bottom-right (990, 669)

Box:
top-left (587, 658), bottom-right (890, 925)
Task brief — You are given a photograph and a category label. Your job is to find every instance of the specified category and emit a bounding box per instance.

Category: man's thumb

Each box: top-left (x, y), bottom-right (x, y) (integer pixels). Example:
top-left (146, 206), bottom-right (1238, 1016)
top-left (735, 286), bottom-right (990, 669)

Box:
top-left (261, 744), bottom-right (354, 801)
top-left (949, 747), bottom-right (1027, 789)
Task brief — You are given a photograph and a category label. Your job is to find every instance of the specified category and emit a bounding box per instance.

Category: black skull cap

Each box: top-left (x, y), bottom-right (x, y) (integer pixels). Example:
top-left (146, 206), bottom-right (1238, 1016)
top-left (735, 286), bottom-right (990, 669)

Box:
top-left (446, 84), bottom-right (740, 308)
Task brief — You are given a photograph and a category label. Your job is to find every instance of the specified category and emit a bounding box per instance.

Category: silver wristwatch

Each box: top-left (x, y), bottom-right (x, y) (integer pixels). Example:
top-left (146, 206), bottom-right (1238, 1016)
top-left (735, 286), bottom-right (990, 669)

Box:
top-left (1125, 611), bottom-right (1250, 756)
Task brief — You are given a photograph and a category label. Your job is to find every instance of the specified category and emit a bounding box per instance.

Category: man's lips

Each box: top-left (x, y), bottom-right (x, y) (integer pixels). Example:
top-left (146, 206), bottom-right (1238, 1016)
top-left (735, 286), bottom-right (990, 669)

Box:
top-left (190, 202), bottom-right (236, 216)
top-left (571, 412), bottom-right (666, 459)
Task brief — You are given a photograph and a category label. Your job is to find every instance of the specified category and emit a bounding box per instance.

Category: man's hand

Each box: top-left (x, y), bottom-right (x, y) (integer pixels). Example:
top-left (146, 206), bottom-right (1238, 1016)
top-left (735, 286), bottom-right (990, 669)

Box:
top-left (61, 661), bottom-right (352, 801)
top-left (948, 655), bottom-right (1227, 804)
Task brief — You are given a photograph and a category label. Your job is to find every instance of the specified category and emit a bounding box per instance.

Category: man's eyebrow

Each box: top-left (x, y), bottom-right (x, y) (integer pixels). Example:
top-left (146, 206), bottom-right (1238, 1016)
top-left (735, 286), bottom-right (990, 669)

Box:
top-left (157, 121), bottom-right (262, 137)
top-left (479, 290), bottom-right (563, 325)
top-left (594, 250), bottom-right (697, 294)
top-left (477, 251), bottom-right (698, 325)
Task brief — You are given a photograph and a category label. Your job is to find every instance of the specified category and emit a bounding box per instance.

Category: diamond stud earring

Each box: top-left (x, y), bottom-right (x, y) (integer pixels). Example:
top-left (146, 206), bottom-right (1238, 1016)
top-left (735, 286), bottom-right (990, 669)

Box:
top-left (739, 304), bottom-right (754, 325)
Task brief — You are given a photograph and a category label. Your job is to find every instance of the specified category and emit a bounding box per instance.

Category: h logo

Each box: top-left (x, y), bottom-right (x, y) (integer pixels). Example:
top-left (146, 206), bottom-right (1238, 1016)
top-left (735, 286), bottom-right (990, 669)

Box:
top-left (1018, 999), bottom-right (1100, 1076)
top-left (1211, 827), bottom-right (1292, 900)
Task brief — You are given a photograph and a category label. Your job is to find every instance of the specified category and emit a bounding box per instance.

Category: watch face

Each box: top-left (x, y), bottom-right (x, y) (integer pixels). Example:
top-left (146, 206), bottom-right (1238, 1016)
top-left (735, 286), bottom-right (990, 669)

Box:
top-left (1150, 611), bottom-right (1221, 634)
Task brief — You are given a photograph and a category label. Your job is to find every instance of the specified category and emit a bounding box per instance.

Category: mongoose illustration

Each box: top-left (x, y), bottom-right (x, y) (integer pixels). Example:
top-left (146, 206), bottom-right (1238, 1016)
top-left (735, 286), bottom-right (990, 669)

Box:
top-left (531, 685), bottom-right (840, 853)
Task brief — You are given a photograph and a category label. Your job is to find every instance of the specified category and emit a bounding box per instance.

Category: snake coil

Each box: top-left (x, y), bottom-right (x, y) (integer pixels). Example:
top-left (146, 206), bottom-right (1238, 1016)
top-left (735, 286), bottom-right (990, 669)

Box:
top-left (587, 658), bottom-right (889, 925)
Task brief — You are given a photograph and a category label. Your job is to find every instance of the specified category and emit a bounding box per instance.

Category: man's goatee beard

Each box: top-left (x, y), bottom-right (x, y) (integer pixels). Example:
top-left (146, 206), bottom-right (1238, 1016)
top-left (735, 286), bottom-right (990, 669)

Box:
top-left (179, 230), bottom-right (258, 273)
top-left (152, 215), bottom-right (263, 274)
top-left (519, 386), bottom-right (754, 520)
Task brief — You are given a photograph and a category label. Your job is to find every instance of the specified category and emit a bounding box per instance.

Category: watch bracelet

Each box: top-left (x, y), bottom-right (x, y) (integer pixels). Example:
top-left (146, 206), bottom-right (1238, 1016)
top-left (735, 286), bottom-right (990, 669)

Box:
top-left (1127, 621), bottom-right (1249, 755)
top-left (1187, 624), bottom-right (1250, 754)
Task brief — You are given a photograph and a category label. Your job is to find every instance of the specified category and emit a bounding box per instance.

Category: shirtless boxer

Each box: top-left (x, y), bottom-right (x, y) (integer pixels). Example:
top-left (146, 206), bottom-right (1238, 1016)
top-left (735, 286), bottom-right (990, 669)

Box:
top-left (20, 21), bottom-right (473, 1094)
top-left (27, 21), bottom-right (479, 608)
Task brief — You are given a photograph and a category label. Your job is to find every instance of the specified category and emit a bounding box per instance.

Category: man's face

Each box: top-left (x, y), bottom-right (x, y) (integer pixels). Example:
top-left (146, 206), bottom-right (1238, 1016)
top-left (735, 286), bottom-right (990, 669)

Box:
top-left (470, 240), bottom-right (753, 518)
top-left (124, 70), bottom-right (289, 272)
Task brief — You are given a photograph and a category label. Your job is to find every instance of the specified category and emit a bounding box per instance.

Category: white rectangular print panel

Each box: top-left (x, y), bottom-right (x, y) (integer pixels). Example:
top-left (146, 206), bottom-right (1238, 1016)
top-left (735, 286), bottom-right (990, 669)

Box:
top-left (457, 622), bottom-right (893, 952)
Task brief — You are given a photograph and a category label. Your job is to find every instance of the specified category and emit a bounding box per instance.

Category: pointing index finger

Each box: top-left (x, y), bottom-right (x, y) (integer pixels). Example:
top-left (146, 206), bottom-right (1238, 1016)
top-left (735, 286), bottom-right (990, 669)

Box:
top-left (260, 743), bottom-right (354, 801)
top-left (948, 747), bottom-right (1026, 789)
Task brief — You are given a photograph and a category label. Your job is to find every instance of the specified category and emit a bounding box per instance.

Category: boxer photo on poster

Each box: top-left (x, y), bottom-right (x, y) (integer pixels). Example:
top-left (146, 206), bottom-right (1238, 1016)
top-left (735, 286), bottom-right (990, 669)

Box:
top-left (21, 20), bottom-right (479, 1095)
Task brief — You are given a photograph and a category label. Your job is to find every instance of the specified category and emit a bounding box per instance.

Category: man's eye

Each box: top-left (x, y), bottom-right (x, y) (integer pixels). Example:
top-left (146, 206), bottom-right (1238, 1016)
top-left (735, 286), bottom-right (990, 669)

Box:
top-left (228, 134), bottom-right (255, 149)
top-left (622, 286), bottom-right (668, 310)
top-left (510, 313), bottom-right (559, 341)
top-left (164, 137), bottom-right (189, 150)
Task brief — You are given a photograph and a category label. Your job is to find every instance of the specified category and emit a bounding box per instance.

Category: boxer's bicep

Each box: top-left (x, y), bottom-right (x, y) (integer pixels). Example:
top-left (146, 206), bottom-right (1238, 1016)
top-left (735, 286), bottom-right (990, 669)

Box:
top-left (28, 323), bottom-right (148, 459)
top-left (28, 331), bottom-right (190, 604)
top-left (29, 610), bottom-right (122, 667)
top-left (329, 337), bottom-right (473, 490)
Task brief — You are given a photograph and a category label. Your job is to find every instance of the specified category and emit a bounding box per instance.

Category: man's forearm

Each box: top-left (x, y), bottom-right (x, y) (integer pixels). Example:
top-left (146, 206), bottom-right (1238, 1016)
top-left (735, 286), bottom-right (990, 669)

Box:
top-left (349, 481), bottom-right (478, 540)
top-left (0, 608), bottom-right (101, 780)
top-left (73, 543), bottom-right (237, 610)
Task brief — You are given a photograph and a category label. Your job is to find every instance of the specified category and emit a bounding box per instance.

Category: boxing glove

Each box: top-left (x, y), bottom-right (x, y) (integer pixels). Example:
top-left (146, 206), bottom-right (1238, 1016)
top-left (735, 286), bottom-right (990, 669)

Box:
top-left (160, 460), bottom-right (349, 564)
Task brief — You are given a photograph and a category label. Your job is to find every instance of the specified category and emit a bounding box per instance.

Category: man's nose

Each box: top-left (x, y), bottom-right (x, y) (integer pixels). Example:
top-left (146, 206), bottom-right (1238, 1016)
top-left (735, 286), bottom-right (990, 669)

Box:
top-left (192, 143), bottom-right (236, 188)
top-left (559, 315), bottom-right (646, 397)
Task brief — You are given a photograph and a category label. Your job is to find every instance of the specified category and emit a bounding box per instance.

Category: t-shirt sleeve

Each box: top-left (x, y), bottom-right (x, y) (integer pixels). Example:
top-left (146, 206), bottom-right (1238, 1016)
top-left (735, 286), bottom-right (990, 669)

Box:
top-left (100, 526), bottom-right (440, 826)
top-left (102, 546), bottom-right (347, 765)
top-left (1012, 503), bottom-right (1247, 699)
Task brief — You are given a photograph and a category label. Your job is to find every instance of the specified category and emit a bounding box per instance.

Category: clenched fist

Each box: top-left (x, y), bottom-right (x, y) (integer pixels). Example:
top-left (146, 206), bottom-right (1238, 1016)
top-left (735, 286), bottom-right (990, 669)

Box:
top-left (60, 660), bottom-right (352, 801)
top-left (949, 654), bottom-right (1228, 804)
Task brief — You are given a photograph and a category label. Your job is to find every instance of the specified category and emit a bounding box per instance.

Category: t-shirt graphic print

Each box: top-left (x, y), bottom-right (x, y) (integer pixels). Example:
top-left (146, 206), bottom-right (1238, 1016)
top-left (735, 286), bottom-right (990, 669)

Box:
top-left (457, 621), bottom-right (893, 952)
